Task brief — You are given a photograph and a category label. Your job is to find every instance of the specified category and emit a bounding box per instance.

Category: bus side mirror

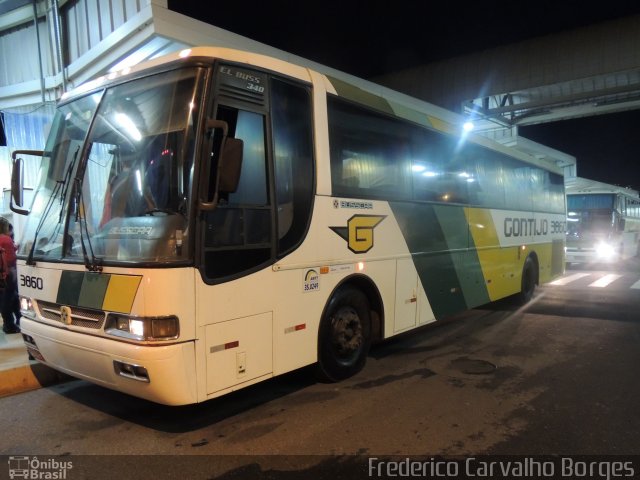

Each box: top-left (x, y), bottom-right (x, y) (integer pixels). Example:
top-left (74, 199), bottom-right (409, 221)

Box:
top-left (199, 120), bottom-right (243, 211)
top-left (11, 157), bottom-right (25, 212)
top-left (10, 150), bottom-right (43, 215)
top-left (618, 217), bottom-right (626, 232)
top-left (218, 138), bottom-right (243, 193)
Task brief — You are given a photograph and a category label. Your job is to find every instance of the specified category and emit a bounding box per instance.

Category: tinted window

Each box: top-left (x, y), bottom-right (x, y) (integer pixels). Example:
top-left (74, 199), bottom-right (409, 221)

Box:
top-left (410, 130), bottom-right (469, 204)
top-left (272, 79), bottom-right (314, 255)
top-left (203, 105), bottom-right (271, 280)
top-left (328, 96), bottom-right (565, 214)
top-left (328, 97), bottom-right (411, 199)
top-left (567, 194), bottom-right (614, 210)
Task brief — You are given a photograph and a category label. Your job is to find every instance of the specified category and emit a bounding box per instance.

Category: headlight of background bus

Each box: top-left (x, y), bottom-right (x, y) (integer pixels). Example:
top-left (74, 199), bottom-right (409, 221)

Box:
top-left (105, 314), bottom-right (179, 341)
top-left (20, 296), bottom-right (36, 319)
top-left (595, 241), bottom-right (616, 260)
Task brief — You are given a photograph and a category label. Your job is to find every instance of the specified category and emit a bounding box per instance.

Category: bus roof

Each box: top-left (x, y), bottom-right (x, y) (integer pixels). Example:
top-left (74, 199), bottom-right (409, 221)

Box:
top-left (61, 46), bottom-right (563, 175)
top-left (566, 176), bottom-right (639, 198)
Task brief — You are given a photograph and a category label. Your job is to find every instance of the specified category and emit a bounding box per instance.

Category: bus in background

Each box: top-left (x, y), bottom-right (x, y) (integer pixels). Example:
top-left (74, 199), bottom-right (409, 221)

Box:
top-left (565, 177), bottom-right (640, 264)
top-left (10, 47), bottom-right (565, 405)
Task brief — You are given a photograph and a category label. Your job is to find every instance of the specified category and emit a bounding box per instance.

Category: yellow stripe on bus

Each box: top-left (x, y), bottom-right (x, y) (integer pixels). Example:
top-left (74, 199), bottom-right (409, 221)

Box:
top-left (102, 274), bottom-right (142, 313)
top-left (426, 115), bottom-right (457, 135)
top-left (465, 208), bottom-right (523, 301)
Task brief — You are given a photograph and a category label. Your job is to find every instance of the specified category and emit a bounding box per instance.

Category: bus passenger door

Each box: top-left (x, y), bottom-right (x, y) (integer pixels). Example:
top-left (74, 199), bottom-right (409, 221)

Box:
top-left (394, 257), bottom-right (417, 332)
top-left (196, 66), bottom-right (315, 398)
top-left (198, 73), bottom-right (276, 396)
top-left (198, 102), bottom-right (275, 395)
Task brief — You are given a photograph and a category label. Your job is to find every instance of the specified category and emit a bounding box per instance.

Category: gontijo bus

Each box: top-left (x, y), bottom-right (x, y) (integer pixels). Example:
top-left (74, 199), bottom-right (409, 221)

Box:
top-left (10, 47), bottom-right (566, 405)
top-left (565, 176), bottom-right (640, 263)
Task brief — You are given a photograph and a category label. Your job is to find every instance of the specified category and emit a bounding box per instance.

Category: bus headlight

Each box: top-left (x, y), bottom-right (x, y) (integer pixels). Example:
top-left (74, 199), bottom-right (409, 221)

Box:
top-left (105, 314), bottom-right (179, 341)
top-left (595, 242), bottom-right (616, 260)
top-left (20, 296), bottom-right (36, 319)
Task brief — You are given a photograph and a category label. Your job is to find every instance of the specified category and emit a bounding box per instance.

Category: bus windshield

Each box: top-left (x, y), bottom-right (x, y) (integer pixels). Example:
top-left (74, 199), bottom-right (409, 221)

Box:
top-left (566, 193), bottom-right (615, 239)
top-left (19, 67), bottom-right (205, 265)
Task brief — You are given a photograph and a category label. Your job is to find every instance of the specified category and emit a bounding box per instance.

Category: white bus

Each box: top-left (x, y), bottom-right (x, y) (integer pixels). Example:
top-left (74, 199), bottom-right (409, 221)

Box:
top-left (11, 47), bottom-right (565, 405)
top-left (565, 177), bottom-right (640, 263)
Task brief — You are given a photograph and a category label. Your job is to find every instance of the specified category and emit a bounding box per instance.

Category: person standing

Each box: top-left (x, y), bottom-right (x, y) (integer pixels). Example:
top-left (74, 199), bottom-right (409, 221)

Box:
top-left (0, 217), bottom-right (20, 334)
top-left (8, 223), bottom-right (21, 327)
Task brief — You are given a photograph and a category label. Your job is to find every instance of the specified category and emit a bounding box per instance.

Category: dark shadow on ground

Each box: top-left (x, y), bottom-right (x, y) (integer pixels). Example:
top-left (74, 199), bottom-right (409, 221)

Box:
top-left (53, 365), bottom-right (317, 433)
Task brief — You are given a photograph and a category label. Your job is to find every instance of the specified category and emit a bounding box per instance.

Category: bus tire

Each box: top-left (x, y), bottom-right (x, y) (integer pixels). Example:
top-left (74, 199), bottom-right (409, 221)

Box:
top-left (515, 256), bottom-right (537, 305)
top-left (317, 286), bottom-right (371, 382)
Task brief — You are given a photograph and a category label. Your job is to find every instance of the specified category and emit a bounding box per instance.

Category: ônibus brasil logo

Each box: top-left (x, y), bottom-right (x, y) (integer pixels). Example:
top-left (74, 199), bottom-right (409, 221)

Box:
top-left (8, 456), bottom-right (73, 479)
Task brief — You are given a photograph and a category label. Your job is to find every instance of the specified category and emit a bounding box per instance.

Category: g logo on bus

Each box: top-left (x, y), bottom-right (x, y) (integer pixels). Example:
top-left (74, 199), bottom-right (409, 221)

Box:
top-left (60, 306), bottom-right (72, 325)
top-left (330, 215), bottom-right (386, 254)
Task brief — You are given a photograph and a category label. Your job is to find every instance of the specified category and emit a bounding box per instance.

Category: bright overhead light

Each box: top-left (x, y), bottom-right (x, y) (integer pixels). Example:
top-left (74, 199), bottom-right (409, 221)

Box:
top-left (114, 112), bottom-right (142, 141)
top-left (463, 121), bottom-right (475, 132)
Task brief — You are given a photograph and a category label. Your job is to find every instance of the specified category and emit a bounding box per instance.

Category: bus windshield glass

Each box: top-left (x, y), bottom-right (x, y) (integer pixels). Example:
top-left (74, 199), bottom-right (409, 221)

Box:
top-left (19, 67), bottom-right (205, 264)
top-left (566, 193), bottom-right (615, 238)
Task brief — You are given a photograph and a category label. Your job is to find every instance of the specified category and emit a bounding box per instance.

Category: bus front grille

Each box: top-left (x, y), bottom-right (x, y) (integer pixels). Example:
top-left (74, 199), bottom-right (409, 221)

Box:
top-left (36, 300), bottom-right (106, 330)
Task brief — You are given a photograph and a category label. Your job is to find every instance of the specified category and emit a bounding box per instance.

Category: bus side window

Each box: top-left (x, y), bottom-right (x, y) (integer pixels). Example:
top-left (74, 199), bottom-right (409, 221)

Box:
top-left (327, 96), bottom-right (412, 200)
top-left (203, 106), bottom-right (272, 279)
top-left (271, 78), bottom-right (314, 256)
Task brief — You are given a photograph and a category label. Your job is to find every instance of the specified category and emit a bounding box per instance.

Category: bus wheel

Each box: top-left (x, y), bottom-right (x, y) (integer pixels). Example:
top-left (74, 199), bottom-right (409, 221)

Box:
top-left (317, 287), bottom-right (372, 382)
top-left (516, 256), bottom-right (537, 305)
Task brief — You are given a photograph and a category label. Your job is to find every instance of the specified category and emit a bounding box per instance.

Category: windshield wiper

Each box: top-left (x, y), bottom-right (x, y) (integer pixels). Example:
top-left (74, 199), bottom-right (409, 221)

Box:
top-left (74, 176), bottom-right (102, 273)
top-left (59, 145), bottom-right (80, 223)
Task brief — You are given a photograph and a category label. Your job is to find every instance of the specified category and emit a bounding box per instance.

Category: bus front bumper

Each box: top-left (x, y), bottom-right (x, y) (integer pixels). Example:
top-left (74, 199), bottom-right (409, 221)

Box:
top-left (20, 318), bottom-right (198, 406)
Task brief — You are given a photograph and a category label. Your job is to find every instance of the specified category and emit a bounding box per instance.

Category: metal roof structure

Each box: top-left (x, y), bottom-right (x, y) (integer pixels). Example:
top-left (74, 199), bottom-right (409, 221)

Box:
top-left (1, 0), bottom-right (188, 109)
top-left (374, 15), bottom-right (640, 131)
top-left (565, 176), bottom-right (639, 197)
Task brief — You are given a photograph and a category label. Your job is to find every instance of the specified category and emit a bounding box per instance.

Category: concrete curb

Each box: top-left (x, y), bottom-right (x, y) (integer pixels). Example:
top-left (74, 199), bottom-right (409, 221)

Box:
top-left (0, 362), bottom-right (73, 398)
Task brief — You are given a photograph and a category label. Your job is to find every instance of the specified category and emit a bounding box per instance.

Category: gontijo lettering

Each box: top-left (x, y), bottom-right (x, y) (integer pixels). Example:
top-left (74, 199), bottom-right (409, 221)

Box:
top-left (504, 218), bottom-right (547, 237)
top-left (504, 218), bottom-right (566, 237)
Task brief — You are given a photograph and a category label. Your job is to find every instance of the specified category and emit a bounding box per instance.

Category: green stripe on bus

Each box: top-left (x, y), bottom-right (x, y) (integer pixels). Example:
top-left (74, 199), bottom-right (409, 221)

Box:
top-left (326, 75), bottom-right (394, 115)
top-left (56, 270), bottom-right (84, 306)
top-left (390, 202), bottom-right (491, 318)
top-left (78, 273), bottom-right (110, 310)
top-left (388, 102), bottom-right (434, 129)
top-left (433, 205), bottom-right (491, 308)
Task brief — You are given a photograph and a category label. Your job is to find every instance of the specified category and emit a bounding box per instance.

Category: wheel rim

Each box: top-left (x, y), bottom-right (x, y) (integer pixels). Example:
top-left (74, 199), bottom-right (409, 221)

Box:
top-left (330, 306), bottom-right (363, 361)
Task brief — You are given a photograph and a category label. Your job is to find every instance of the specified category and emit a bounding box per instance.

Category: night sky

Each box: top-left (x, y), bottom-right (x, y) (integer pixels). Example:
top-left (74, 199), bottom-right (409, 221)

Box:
top-left (168, 1), bottom-right (640, 190)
